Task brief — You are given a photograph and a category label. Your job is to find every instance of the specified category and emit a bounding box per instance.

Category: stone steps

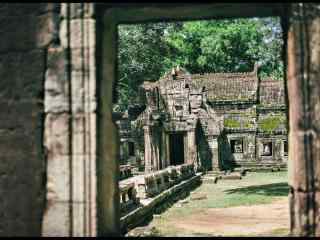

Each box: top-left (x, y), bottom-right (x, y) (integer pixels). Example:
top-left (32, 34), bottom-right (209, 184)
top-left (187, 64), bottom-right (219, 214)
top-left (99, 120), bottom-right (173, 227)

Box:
top-left (202, 171), bottom-right (243, 184)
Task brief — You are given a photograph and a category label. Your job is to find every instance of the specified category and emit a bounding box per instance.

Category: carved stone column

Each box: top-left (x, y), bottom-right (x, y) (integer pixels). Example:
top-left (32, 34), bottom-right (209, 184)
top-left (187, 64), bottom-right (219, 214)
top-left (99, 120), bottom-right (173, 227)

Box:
top-left (160, 130), bottom-right (167, 169)
top-left (209, 137), bottom-right (219, 170)
top-left (287, 3), bottom-right (320, 236)
top-left (144, 126), bottom-right (152, 173)
top-left (42, 3), bottom-right (98, 237)
top-left (187, 130), bottom-right (197, 166)
top-left (152, 127), bottom-right (160, 171)
top-left (165, 133), bottom-right (171, 167)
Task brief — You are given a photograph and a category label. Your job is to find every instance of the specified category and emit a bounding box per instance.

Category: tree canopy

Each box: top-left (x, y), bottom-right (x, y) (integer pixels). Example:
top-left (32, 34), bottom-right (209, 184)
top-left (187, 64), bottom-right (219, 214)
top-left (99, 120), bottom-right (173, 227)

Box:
top-left (116, 17), bottom-right (283, 111)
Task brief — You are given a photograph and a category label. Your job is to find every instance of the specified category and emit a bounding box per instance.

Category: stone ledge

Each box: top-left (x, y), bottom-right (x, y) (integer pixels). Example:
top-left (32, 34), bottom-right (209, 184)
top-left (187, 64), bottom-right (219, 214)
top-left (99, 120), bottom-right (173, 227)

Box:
top-left (120, 173), bottom-right (201, 234)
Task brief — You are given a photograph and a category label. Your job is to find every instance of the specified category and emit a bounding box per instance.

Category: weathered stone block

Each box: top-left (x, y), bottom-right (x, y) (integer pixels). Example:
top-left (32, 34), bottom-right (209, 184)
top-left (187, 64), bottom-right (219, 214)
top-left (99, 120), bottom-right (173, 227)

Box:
top-left (71, 154), bottom-right (88, 203)
top-left (0, 11), bottom-right (58, 52)
top-left (71, 71), bottom-right (96, 113)
top-left (42, 201), bottom-right (70, 237)
top-left (0, 155), bottom-right (41, 185)
top-left (36, 12), bottom-right (60, 48)
top-left (143, 174), bottom-right (158, 197)
top-left (60, 3), bottom-right (95, 19)
top-left (0, 180), bottom-right (44, 235)
top-left (289, 190), bottom-right (320, 236)
top-left (0, 50), bottom-right (45, 100)
top-left (6, 183), bottom-right (43, 217)
top-left (72, 202), bottom-right (85, 237)
top-left (60, 19), bottom-right (95, 49)
top-left (0, 101), bottom-right (42, 131)
top-left (154, 172), bottom-right (164, 193)
top-left (71, 47), bottom-right (95, 72)
top-left (72, 113), bottom-right (96, 156)
top-left (289, 131), bottom-right (320, 192)
top-left (46, 155), bottom-right (70, 202)
top-left (44, 113), bottom-right (70, 156)
top-left (0, 131), bottom-right (37, 158)
top-left (0, 3), bottom-right (58, 17)
top-left (45, 47), bottom-right (69, 113)
top-left (0, 16), bottom-right (37, 52)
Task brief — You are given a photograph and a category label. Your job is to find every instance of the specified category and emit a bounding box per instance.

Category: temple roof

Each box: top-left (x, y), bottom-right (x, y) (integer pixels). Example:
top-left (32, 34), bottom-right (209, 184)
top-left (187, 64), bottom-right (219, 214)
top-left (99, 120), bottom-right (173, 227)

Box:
top-left (259, 78), bottom-right (285, 107)
top-left (157, 65), bottom-right (259, 103)
top-left (144, 65), bottom-right (286, 105)
top-left (189, 71), bottom-right (258, 102)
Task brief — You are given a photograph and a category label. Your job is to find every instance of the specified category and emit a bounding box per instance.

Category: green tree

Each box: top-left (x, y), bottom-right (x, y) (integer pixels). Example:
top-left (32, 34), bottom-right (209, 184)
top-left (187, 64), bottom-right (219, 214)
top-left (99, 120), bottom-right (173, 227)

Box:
top-left (163, 17), bottom-right (283, 78)
top-left (117, 22), bottom-right (177, 111)
top-left (117, 18), bottom-right (283, 111)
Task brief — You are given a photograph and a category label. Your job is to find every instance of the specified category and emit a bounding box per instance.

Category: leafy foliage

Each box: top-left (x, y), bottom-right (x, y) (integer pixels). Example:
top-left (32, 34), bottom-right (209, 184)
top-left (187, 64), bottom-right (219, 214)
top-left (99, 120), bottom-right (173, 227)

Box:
top-left (163, 18), bottom-right (283, 77)
top-left (117, 18), bottom-right (283, 111)
top-left (117, 23), bottom-right (179, 111)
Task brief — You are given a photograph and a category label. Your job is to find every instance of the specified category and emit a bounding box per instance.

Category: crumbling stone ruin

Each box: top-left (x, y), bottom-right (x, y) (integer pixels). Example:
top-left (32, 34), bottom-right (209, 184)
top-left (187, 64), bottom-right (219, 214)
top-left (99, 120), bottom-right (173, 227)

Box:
top-left (115, 61), bottom-right (289, 232)
top-left (1, 3), bottom-right (320, 237)
top-left (119, 163), bottom-right (200, 233)
top-left (117, 64), bottom-right (287, 173)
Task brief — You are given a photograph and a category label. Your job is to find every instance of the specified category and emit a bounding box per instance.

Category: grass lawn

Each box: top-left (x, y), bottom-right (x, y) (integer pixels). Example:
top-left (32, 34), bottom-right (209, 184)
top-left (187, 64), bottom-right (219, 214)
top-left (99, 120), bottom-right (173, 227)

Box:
top-left (145, 171), bottom-right (289, 237)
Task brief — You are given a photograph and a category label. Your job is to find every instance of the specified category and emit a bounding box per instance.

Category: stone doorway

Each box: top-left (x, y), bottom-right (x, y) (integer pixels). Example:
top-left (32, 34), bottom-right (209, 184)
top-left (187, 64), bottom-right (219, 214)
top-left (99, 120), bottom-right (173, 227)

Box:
top-left (169, 133), bottom-right (185, 166)
top-left (34, 3), bottom-right (319, 237)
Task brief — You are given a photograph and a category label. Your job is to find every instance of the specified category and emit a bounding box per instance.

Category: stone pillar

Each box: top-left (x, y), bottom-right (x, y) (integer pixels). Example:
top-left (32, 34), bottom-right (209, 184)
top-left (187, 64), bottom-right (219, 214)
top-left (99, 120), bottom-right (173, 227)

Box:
top-left (42, 3), bottom-right (98, 237)
top-left (152, 127), bottom-right (160, 171)
top-left (99, 12), bottom-right (120, 236)
top-left (209, 137), bottom-right (219, 170)
top-left (144, 126), bottom-right (152, 173)
top-left (287, 3), bottom-right (320, 236)
top-left (160, 130), bottom-right (167, 169)
top-left (165, 133), bottom-right (171, 167)
top-left (187, 130), bottom-right (197, 166)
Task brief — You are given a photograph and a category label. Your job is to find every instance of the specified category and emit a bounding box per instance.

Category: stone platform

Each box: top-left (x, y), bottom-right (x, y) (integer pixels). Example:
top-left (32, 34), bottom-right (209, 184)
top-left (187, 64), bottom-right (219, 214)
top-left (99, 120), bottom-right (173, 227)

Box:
top-left (120, 173), bottom-right (202, 234)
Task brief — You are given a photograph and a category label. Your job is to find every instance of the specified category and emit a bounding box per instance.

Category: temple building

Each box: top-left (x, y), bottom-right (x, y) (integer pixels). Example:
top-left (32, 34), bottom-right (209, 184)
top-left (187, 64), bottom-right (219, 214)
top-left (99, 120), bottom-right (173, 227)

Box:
top-left (116, 64), bottom-right (288, 173)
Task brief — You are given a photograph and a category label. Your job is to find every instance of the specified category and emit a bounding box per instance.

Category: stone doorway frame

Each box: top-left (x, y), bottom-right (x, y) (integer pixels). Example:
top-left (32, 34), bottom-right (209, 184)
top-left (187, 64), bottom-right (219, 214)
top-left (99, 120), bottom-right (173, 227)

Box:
top-left (168, 132), bottom-right (186, 166)
top-left (99, 5), bottom-right (288, 236)
top-left (42, 3), bottom-right (320, 237)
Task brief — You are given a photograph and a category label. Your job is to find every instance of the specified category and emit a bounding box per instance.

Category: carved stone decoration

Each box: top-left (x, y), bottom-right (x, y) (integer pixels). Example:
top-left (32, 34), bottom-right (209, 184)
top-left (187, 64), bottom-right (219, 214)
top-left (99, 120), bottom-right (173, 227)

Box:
top-left (287, 3), bottom-right (320, 236)
top-left (42, 3), bottom-right (97, 237)
top-left (122, 65), bottom-right (288, 173)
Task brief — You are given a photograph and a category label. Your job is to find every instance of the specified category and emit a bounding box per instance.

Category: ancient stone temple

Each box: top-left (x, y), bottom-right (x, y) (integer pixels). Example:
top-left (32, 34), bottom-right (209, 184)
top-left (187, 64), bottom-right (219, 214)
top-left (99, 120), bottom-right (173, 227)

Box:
top-left (118, 64), bottom-right (288, 173)
top-left (2, 3), bottom-right (320, 237)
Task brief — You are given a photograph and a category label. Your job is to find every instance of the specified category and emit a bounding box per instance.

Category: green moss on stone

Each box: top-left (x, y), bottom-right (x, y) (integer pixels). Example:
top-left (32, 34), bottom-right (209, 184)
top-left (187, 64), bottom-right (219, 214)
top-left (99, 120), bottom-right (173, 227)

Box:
top-left (259, 115), bottom-right (284, 132)
top-left (244, 121), bottom-right (254, 128)
top-left (224, 119), bottom-right (241, 128)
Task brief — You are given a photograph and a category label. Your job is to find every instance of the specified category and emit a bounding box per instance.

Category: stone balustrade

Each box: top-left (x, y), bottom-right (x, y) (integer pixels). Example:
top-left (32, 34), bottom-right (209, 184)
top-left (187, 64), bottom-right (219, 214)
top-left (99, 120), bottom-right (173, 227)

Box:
top-left (143, 173), bottom-right (158, 197)
top-left (181, 163), bottom-right (195, 179)
top-left (135, 163), bottom-right (195, 200)
top-left (119, 164), bottom-right (132, 180)
top-left (119, 181), bottom-right (139, 214)
top-left (167, 166), bottom-right (179, 186)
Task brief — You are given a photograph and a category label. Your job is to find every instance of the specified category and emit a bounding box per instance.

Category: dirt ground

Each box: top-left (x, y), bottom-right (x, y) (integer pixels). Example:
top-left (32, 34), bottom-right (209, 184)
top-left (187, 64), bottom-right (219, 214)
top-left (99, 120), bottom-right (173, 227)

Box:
top-left (127, 172), bottom-right (289, 237)
top-left (166, 197), bottom-right (289, 236)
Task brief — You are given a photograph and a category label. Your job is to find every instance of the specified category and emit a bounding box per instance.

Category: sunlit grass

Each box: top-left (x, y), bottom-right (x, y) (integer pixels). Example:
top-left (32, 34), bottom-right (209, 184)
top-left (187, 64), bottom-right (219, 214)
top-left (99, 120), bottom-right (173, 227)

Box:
top-left (148, 171), bottom-right (288, 236)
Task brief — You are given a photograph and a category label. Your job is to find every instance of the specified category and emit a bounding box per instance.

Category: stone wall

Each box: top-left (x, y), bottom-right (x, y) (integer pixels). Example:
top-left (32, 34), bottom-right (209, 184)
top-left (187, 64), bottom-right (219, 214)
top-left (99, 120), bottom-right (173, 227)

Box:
top-left (0, 3), bottom-right (58, 236)
top-left (42, 3), bottom-right (97, 237)
top-left (259, 78), bottom-right (286, 107)
top-left (0, 2), bottom-right (319, 237)
top-left (115, 112), bottom-right (144, 168)
top-left (137, 66), bottom-right (287, 172)
top-left (256, 135), bottom-right (288, 165)
top-left (119, 163), bottom-right (198, 234)
top-left (219, 132), bottom-right (256, 169)
top-left (287, 3), bottom-right (320, 235)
